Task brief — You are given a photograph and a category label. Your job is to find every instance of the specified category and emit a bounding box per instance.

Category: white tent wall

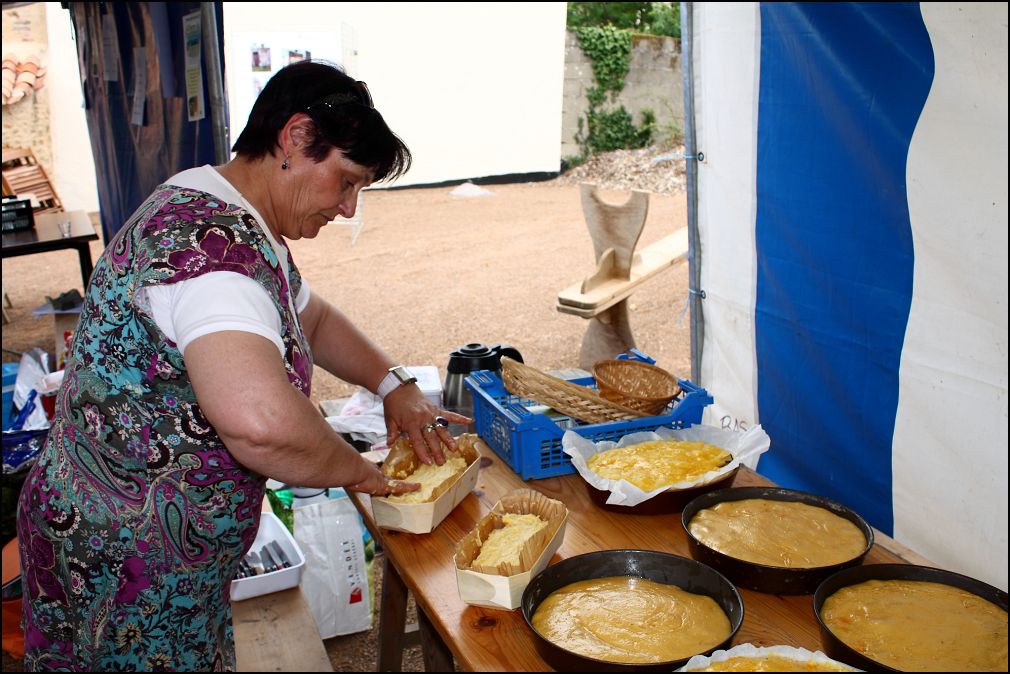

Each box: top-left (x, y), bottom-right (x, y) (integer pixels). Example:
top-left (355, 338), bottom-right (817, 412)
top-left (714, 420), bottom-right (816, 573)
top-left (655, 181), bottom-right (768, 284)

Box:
top-left (895, 2), bottom-right (1008, 590)
top-left (693, 1), bottom-right (1008, 591)
top-left (695, 2), bottom-right (761, 440)
top-left (222, 2), bottom-right (568, 188)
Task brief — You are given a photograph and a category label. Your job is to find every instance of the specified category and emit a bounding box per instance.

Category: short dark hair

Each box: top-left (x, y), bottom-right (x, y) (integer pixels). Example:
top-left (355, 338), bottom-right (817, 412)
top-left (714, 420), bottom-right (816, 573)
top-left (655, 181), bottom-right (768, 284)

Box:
top-left (231, 61), bottom-right (411, 183)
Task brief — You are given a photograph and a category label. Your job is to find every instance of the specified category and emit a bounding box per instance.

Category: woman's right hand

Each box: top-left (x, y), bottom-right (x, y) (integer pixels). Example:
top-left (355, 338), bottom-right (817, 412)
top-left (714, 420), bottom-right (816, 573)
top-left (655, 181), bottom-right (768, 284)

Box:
top-left (348, 462), bottom-right (420, 497)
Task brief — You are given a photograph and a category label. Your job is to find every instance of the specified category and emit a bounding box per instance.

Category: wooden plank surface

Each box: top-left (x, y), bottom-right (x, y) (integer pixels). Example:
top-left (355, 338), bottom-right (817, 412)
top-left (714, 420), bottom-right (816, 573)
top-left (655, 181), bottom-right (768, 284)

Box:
top-left (556, 228), bottom-right (689, 315)
top-left (233, 587), bottom-right (333, 672)
top-left (350, 444), bottom-right (917, 672)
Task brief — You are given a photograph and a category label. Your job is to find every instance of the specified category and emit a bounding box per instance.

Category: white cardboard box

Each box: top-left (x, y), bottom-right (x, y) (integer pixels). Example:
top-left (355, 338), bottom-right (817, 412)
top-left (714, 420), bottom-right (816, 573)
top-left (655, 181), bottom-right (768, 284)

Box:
top-left (230, 511), bottom-right (306, 601)
top-left (371, 436), bottom-right (483, 534)
top-left (410, 365), bottom-right (443, 408)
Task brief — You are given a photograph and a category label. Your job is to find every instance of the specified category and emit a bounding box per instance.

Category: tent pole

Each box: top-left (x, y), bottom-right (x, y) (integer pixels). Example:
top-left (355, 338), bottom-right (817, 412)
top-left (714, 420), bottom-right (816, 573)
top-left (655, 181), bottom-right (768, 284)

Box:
top-left (681, 1), bottom-right (703, 384)
top-left (202, 2), bottom-right (229, 164)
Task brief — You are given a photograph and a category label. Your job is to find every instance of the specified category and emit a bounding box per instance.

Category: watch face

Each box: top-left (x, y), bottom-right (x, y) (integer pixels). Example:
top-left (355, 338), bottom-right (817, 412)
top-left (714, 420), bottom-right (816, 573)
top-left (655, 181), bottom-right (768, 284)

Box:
top-left (390, 366), bottom-right (416, 385)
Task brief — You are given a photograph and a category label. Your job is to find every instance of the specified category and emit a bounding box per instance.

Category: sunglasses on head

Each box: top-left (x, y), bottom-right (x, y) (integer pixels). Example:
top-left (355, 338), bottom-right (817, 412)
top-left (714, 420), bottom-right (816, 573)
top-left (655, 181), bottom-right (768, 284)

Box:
top-left (304, 80), bottom-right (374, 113)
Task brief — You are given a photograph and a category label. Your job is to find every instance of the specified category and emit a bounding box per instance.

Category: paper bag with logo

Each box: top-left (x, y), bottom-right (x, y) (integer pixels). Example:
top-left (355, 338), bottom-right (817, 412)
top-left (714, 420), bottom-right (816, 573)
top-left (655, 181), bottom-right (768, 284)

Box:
top-left (293, 496), bottom-right (371, 637)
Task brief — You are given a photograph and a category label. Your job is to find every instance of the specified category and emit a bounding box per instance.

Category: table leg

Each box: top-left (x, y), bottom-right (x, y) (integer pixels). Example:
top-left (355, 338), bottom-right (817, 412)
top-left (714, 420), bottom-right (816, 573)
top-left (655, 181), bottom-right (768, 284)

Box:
top-left (416, 605), bottom-right (454, 672)
top-left (378, 556), bottom-right (409, 672)
top-left (75, 243), bottom-right (94, 290)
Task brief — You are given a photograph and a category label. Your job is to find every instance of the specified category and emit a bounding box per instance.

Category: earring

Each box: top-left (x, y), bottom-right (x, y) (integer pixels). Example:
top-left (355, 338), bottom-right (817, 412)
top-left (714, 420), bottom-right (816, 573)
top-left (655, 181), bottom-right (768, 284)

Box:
top-left (281, 156), bottom-right (289, 170)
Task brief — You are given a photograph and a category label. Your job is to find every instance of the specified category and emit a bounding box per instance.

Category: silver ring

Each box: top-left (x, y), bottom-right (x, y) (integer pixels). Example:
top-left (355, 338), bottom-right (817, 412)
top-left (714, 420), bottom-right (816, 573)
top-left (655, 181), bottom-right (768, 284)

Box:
top-left (434, 416), bottom-right (449, 427)
top-left (422, 423), bottom-right (436, 433)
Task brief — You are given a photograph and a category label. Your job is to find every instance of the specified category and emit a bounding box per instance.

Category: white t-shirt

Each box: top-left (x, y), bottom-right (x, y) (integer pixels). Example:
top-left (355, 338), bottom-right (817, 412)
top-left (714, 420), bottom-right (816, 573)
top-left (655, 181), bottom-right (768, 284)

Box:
top-left (137, 166), bottom-right (311, 356)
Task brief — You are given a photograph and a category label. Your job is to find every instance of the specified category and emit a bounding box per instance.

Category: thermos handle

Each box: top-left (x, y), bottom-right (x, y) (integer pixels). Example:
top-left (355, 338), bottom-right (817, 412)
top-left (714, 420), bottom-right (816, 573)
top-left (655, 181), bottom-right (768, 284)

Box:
top-left (491, 344), bottom-right (523, 364)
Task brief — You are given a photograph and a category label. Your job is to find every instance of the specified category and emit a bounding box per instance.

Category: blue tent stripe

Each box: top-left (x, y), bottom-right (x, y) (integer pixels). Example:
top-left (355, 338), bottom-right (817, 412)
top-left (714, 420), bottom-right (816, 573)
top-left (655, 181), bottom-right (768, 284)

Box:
top-left (753, 2), bottom-right (934, 534)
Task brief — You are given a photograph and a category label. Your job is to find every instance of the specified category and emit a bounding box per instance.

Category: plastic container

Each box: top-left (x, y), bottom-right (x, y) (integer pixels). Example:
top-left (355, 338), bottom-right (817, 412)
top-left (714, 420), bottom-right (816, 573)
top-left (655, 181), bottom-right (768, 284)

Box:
top-left (465, 370), bottom-right (713, 480)
top-left (230, 511), bottom-right (306, 601)
top-left (1, 197), bottom-right (34, 232)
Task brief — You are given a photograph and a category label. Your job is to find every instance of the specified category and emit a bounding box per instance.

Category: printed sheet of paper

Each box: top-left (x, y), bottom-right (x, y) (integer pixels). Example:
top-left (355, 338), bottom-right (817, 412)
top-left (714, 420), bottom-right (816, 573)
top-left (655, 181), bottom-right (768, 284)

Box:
top-left (182, 10), bottom-right (205, 122)
top-left (130, 46), bottom-right (146, 126)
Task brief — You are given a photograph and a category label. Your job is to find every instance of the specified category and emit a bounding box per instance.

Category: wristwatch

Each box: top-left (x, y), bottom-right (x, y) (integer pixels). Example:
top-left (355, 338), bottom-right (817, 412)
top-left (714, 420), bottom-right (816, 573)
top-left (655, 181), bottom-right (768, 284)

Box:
top-left (376, 365), bottom-right (417, 399)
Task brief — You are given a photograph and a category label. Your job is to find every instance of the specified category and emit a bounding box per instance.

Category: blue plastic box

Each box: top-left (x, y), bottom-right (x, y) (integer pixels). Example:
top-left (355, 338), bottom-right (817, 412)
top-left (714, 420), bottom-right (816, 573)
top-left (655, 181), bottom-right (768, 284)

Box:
top-left (2, 362), bottom-right (18, 431)
top-left (466, 370), bottom-right (714, 480)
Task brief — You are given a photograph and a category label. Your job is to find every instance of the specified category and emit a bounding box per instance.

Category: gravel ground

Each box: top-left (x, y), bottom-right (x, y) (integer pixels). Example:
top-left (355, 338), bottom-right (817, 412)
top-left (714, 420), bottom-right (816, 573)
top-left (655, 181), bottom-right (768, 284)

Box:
top-left (554, 143), bottom-right (688, 195)
top-left (0, 148), bottom-right (688, 671)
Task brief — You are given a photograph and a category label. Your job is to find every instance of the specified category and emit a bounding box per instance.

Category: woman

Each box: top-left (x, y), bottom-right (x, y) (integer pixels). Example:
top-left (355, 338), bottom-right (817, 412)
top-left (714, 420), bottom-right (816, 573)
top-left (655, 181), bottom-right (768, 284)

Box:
top-left (16, 61), bottom-right (468, 671)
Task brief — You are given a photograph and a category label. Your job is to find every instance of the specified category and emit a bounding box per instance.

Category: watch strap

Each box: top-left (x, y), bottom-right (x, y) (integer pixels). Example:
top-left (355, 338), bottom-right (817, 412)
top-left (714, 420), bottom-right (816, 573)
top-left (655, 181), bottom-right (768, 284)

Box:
top-left (377, 366), bottom-right (417, 399)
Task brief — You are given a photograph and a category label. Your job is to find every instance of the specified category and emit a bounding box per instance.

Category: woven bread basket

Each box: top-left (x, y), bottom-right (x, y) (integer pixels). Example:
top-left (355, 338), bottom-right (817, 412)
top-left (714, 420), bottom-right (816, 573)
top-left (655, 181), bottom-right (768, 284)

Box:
top-left (591, 358), bottom-right (681, 415)
top-left (500, 357), bottom-right (646, 424)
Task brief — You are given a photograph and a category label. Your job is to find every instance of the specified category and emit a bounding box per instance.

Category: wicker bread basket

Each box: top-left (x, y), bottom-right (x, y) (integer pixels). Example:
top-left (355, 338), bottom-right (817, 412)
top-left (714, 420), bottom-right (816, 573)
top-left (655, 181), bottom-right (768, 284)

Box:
top-left (591, 358), bottom-right (681, 415)
top-left (500, 357), bottom-right (646, 424)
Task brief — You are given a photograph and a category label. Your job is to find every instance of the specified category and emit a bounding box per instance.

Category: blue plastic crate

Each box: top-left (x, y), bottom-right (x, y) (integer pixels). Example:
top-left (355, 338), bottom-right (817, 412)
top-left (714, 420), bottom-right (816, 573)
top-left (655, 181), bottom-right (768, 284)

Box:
top-left (465, 370), bottom-right (714, 480)
top-left (2, 362), bottom-right (18, 431)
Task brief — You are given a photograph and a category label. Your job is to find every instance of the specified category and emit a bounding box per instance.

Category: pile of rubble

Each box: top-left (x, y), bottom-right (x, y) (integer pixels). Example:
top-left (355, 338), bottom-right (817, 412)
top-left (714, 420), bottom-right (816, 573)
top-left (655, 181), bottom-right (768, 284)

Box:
top-left (550, 144), bottom-right (688, 195)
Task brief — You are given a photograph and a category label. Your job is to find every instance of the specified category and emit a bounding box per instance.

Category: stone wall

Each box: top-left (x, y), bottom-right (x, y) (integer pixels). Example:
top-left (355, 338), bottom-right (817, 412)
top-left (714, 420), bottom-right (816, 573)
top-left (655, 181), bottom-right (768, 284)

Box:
top-left (561, 30), bottom-right (683, 159)
top-left (2, 2), bottom-right (53, 177)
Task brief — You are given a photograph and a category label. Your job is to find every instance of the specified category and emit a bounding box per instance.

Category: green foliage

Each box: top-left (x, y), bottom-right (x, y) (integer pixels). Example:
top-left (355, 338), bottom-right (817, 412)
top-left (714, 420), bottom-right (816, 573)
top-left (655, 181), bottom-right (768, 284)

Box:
top-left (567, 2), bottom-right (680, 38)
top-left (562, 153), bottom-right (588, 172)
top-left (574, 26), bottom-right (632, 96)
top-left (587, 107), bottom-right (655, 154)
top-left (585, 85), bottom-right (606, 108)
top-left (572, 22), bottom-right (656, 157)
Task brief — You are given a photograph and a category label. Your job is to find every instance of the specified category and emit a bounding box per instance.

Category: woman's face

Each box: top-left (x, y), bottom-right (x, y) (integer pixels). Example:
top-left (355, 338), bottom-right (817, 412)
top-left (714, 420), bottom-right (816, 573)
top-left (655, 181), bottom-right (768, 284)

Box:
top-left (282, 146), bottom-right (374, 240)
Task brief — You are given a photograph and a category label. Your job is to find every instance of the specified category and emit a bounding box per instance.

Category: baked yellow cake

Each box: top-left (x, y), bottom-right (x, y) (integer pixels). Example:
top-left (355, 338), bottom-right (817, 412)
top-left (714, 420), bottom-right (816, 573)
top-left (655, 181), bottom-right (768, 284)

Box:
top-left (821, 579), bottom-right (1008, 671)
top-left (688, 499), bottom-right (866, 568)
top-left (531, 576), bottom-right (731, 663)
top-left (587, 439), bottom-right (732, 491)
top-left (471, 513), bottom-right (547, 569)
top-left (385, 454), bottom-right (467, 504)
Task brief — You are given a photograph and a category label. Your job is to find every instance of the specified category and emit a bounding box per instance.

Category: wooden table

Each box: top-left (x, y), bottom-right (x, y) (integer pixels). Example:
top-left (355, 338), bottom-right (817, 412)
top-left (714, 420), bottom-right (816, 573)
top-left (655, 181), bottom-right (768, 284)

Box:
top-left (1, 210), bottom-right (99, 290)
top-left (349, 443), bottom-right (927, 672)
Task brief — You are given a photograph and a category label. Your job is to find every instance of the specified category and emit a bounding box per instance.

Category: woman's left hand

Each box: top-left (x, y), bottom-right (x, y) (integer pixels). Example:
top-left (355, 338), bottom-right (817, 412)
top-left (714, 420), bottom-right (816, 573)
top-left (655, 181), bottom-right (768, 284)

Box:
top-left (383, 386), bottom-right (471, 465)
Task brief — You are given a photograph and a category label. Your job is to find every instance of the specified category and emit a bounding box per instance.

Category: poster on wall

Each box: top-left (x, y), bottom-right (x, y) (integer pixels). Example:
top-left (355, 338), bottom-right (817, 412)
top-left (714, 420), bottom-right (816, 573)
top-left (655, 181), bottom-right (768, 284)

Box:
top-left (229, 32), bottom-right (342, 148)
top-left (130, 46), bottom-right (146, 126)
top-left (182, 11), bottom-right (205, 122)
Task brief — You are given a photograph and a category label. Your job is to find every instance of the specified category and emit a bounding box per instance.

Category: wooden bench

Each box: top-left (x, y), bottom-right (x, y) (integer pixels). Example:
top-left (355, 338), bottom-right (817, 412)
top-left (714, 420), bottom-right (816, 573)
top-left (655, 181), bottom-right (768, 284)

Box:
top-left (232, 500), bottom-right (333, 672)
top-left (556, 228), bottom-right (688, 317)
top-left (556, 183), bottom-right (688, 369)
top-left (233, 587), bottom-right (333, 672)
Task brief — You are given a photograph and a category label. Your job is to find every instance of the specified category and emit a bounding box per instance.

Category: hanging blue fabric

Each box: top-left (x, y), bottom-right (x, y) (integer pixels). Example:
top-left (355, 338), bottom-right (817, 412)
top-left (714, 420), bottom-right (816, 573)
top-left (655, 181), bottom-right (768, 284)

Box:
top-left (753, 2), bottom-right (934, 534)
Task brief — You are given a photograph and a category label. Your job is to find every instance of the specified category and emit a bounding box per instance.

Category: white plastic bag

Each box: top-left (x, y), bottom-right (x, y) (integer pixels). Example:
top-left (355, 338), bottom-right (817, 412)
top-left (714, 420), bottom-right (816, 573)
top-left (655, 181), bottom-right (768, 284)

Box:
top-left (13, 347), bottom-right (51, 431)
top-left (293, 496), bottom-right (372, 638)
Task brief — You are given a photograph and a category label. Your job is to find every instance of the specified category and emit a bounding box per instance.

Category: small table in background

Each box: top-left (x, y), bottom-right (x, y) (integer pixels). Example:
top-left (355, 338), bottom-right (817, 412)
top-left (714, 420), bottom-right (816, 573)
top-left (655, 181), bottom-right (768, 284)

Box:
top-left (2, 210), bottom-right (99, 290)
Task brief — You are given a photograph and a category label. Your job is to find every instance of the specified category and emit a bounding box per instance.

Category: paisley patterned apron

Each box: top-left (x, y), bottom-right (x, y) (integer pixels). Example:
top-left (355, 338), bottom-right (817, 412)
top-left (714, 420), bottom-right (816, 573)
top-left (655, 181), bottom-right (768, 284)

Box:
top-left (17, 187), bottom-right (312, 671)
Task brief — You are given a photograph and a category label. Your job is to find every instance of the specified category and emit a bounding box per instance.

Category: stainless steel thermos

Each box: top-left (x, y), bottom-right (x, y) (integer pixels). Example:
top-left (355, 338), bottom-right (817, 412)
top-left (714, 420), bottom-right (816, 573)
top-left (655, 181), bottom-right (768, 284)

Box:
top-left (443, 343), bottom-right (523, 433)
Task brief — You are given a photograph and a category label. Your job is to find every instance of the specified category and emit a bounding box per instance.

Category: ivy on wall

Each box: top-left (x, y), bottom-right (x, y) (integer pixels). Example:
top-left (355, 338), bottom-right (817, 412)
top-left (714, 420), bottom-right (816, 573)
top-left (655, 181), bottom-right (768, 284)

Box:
top-left (573, 25), bottom-right (654, 158)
